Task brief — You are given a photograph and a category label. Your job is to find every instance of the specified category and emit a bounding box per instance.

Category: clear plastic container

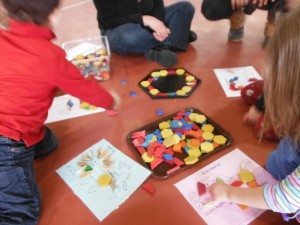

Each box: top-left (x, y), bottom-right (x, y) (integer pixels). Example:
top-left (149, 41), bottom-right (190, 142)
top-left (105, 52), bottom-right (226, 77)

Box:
top-left (62, 36), bottom-right (111, 81)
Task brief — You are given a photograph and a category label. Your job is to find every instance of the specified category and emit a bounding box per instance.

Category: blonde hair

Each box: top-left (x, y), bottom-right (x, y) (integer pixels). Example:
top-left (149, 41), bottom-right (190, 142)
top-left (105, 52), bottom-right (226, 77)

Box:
top-left (263, 6), bottom-right (300, 144)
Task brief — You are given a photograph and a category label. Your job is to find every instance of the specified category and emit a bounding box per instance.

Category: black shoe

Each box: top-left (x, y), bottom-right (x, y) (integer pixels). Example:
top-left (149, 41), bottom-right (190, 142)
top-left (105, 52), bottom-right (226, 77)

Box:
top-left (144, 48), bottom-right (177, 68)
top-left (157, 49), bottom-right (177, 68)
top-left (188, 30), bottom-right (197, 43)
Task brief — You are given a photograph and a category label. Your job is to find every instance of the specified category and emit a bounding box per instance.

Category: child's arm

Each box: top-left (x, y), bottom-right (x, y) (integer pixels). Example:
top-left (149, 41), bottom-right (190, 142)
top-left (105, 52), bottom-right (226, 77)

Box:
top-left (209, 182), bottom-right (270, 209)
top-left (210, 165), bottom-right (300, 213)
top-left (55, 52), bottom-right (113, 109)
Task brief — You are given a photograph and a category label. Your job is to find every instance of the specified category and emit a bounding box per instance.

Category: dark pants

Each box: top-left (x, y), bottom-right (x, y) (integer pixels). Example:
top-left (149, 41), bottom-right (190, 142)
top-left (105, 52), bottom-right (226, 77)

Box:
top-left (201, 0), bottom-right (282, 21)
top-left (0, 127), bottom-right (57, 225)
top-left (103, 1), bottom-right (195, 54)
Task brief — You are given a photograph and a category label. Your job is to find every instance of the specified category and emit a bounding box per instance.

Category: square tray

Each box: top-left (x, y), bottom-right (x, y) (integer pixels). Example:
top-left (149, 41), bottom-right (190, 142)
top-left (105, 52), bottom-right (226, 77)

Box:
top-left (126, 107), bottom-right (232, 178)
top-left (138, 68), bottom-right (201, 99)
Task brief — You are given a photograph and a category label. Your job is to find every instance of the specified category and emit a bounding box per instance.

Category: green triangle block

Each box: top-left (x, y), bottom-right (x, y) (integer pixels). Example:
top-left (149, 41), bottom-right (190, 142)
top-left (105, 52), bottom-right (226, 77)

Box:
top-left (84, 165), bottom-right (93, 171)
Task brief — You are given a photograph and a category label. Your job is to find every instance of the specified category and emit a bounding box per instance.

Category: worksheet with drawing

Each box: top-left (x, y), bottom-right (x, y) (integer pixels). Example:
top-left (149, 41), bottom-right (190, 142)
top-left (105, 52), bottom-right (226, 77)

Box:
top-left (57, 139), bottom-right (151, 221)
top-left (175, 149), bottom-right (277, 225)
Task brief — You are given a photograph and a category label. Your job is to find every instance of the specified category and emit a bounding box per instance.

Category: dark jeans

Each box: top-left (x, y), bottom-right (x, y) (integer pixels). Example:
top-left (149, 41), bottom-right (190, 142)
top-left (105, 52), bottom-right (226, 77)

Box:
top-left (201, 0), bottom-right (282, 21)
top-left (103, 1), bottom-right (195, 54)
top-left (0, 127), bottom-right (57, 225)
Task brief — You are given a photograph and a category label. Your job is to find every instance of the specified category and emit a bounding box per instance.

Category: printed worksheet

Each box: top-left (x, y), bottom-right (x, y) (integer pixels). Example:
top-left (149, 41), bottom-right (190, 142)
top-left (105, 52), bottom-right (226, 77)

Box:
top-left (45, 94), bottom-right (104, 123)
top-left (175, 149), bottom-right (277, 225)
top-left (57, 139), bottom-right (151, 221)
top-left (214, 66), bottom-right (262, 97)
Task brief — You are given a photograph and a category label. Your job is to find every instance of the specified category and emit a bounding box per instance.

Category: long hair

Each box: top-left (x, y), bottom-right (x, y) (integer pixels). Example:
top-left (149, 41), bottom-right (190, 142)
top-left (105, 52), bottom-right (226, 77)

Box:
top-left (263, 6), bottom-right (300, 144)
top-left (2, 0), bottom-right (59, 25)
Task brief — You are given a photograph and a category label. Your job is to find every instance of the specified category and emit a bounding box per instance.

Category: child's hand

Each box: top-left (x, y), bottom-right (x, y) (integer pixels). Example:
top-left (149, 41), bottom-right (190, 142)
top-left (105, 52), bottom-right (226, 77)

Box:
top-left (243, 105), bottom-right (263, 125)
top-left (208, 182), bottom-right (231, 202)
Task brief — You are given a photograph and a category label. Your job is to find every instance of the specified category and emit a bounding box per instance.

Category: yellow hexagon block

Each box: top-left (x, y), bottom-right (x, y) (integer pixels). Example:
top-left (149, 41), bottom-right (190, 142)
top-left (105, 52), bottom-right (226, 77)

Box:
top-left (195, 114), bottom-right (206, 124)
top-left (213, 135), bottom-right (227, 145)
top-left (97, 174), bottom-right (112, 188)
top-left (140, 81), bottom-right (150, 87)
top-left (202, 124), bottom-right (215, 132)
top-left (151, 71), bottom-right (160, 77)
top-left (159, 70), bottom-right (168, 76)
top-left (159, 121), bottom-right (170, 130)
top-left (202, 132), bottom-right (214, 141)
top-left (176, 90), bottom-right (186, 96)
top-left (149, 89), bottom-right (159, 95)
top-left (188, 148), bottom-right (202, 158)
top-left (201, 142), bottom-right (214, 153)
top-left (161, 129), bottom-right (173, 139)
top-left (184, 156), bottom-right (199, 165)
top-left (188, 113), bottom-right (198, 122)
top-left (176, 68), bottom-right (185, 75)
top-left (163, 134), bottom-right (180, 147)
top-left (142, 152), bottom-right (155, 163)
top-left (186, 75), bottom-right (195, 82)
top-left (239, 170), bottom-right (255, 183)
top-left (182, 86), bottom-right (192, 93)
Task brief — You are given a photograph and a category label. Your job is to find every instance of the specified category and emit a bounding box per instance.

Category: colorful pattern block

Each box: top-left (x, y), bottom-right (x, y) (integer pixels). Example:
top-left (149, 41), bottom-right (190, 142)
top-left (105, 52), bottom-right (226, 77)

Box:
top-left (139, 68), bottom-right (201, 99)
top-left (129, 108), bottom-right (231, 178)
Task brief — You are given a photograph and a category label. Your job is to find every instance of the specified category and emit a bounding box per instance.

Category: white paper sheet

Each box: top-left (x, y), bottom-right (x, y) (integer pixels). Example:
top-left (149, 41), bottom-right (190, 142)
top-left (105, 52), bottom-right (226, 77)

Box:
top-left (175, 149), bottom-right (277, 225)
top-left (57, 139), bottom-right (151, 221)
top-left (45, 94), bottom-right (104, 124)
top-left (214, 66), bottom-right (262, 97)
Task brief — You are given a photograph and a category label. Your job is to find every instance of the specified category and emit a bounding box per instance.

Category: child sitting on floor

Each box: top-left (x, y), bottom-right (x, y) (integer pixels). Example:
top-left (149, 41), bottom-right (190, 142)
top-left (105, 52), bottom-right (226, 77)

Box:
top-left (209, 6), bottom-right (300, 223)
top-left (0, 0), bottom-right (113, 224)
top-left (241, 80), bottom-right (278, 141)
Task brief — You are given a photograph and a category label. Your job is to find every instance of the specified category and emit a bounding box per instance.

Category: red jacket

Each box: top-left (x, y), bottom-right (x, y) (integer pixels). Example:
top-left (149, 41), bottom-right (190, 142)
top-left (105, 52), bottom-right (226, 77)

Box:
top-left (0, 20), bottom-right (113, 147)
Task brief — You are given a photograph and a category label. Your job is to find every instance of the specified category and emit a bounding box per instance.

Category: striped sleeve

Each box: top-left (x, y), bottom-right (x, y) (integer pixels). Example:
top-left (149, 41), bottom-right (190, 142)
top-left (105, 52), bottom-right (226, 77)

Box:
top-left (264, 166), bottom-right (300, 213)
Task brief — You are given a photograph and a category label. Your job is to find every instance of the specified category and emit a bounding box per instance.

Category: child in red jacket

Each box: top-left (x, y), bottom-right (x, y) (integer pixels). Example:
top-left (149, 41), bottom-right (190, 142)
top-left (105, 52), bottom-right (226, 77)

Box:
top-left (0, 1), bottom-right (113, 224)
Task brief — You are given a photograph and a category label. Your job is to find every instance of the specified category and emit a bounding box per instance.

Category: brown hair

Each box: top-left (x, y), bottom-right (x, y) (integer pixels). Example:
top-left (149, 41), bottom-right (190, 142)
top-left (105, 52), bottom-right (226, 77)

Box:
top-left (2, 0), bottom-right (59, 25)
top-left (263, 6), bottom-right (300, 144)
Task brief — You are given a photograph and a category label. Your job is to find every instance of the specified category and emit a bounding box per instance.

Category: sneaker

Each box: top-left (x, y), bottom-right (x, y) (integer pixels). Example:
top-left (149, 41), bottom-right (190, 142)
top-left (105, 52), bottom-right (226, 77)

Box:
top-left (228, 8), bottom-right (246, 42)
top-left (144, 48), bottom-right (178, 68)
top-left (188, 30), bottom-right (197, 43)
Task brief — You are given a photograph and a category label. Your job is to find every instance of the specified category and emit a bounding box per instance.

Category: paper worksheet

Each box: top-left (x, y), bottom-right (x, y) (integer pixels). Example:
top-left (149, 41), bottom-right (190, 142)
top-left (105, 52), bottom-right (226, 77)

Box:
top-left (45, 94), bottom-right (104, 124)
top-left (214, 66), bottom-right (262, 97)
top-left (175, 149), bottom-right (277, 225)
top-left (57, 139), bottom-right (151, 221)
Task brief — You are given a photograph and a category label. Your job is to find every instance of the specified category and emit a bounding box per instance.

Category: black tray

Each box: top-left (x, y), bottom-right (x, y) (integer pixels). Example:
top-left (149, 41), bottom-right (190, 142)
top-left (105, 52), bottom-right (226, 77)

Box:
top-left (126, 107), bottom-right (232, 178)
top-left (138, 68), bottom-right (201, 99)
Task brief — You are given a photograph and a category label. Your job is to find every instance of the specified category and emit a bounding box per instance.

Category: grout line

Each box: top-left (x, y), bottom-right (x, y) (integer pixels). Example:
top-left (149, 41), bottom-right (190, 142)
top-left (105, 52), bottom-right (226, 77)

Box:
top-left (60, 0), bottom-right (92, 11)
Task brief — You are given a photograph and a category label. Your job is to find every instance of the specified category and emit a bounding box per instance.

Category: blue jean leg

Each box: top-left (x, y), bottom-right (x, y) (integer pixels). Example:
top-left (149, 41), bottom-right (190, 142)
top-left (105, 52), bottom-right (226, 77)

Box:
top-left (266, 137), bottom-right (300, 181)
top-left (163, 1), bottom-right (195, 50)
top-left (103, 23), bottom-right (158, 54)
top-left (0, 137), bottom-right (40, 225)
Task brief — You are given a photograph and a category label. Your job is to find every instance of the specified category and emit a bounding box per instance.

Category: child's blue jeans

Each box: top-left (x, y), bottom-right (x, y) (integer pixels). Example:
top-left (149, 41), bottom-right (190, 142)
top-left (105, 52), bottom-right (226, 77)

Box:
top-left (103, 1), bottom-right (195, 54)
top-left (0, 127), bottom-right (57, 225)
top-left (266, 137), bottom-right (300, 181)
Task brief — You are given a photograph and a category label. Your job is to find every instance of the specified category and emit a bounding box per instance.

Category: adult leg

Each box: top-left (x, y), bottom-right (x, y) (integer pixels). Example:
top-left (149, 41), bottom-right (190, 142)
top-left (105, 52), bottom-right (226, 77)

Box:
top-left (0, 137), bottom-right (40, 225)
top-left (201, 0), bottom-right (233, 20)
top-left (103, 23), bottom-right (158, 54)
top-left (34, 127), bottom-right (58, 159)
top-left (163, 1), bottom-right (195, 51)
